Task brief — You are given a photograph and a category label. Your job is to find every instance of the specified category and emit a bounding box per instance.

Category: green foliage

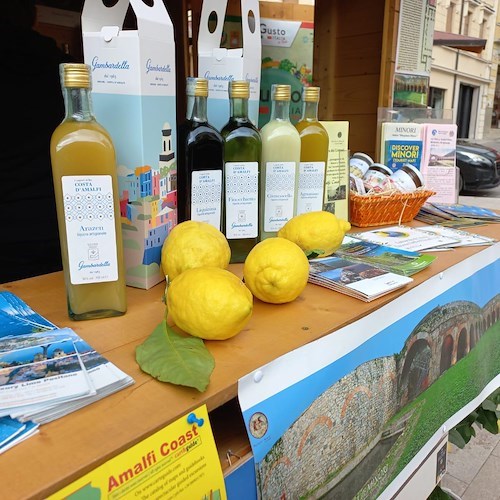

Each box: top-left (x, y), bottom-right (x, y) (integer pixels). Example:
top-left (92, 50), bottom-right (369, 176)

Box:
top-left (448, 388), bottom-right (500, 448)
top-left (428, 484), bottom-right (453, 499)
top-left (135, 320), bottom-right (215, 392)
top-left (305, 249), bottom-right (324, 260)
top-left (279, 58), bottom-right (295, 72)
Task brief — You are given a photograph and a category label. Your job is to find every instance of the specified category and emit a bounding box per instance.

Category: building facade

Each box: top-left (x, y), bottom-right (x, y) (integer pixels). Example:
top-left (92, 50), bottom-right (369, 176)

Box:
top-left (430, 0), bottom-right (499, 138)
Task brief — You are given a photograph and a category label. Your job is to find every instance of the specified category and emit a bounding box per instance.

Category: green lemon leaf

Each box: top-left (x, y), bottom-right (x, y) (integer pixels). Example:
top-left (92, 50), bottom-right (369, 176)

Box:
top-left (136, 320), bottom-right (215, 392)
top-left (305, 249), bottom-right (325, 260)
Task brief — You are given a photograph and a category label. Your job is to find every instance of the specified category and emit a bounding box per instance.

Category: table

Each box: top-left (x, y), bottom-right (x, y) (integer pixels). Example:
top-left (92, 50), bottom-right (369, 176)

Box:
top-left (0, 222), bottom-right (498, 499)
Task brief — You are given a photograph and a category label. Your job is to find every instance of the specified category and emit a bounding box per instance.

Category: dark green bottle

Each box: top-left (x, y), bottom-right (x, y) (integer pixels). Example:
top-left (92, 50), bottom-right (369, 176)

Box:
top-left (221, 80), bottom-right (262, 263)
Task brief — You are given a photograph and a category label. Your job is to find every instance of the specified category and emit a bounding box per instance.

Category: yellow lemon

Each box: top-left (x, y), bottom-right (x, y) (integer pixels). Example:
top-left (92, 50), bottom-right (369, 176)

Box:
top-left (243, 238), bottom-right (309, 304)
top-left (278, 211), bottom-right (351, 258)
top-left (167, 267), bottom-right (253, 340)
top-left (161, 221), bottom-right (231, 281)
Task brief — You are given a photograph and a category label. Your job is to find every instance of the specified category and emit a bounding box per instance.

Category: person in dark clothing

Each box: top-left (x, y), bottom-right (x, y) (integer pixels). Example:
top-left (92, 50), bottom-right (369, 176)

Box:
top-left (0, 1), bottom-right (74, 283)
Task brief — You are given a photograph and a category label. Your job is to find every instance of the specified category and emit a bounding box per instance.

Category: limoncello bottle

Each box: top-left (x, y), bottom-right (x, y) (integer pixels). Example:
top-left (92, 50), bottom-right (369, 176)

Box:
top-left (295, 86), bottom-right (329, 214)
top-left (50, 63), bottom-right (127, 320)
top-left (260, 84), bottom-right (301, 239)
top-left (221, 80), bottom-right (262, 262)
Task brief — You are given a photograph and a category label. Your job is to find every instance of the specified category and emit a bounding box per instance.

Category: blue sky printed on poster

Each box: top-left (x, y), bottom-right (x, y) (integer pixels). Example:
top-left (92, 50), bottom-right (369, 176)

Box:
top-left (241, 257), bottom-right (499, 463)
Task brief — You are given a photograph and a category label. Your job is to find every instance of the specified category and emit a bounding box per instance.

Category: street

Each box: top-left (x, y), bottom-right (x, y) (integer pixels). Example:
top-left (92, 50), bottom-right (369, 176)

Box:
top-left (458, 131), bottom-right (500, 210)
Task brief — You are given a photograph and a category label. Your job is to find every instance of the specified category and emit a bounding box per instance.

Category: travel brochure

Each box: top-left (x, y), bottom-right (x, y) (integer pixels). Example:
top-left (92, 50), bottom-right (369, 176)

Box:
top-left (416, 202), bottom-right (500, 227)
top-left (0, 291), bottom-right (134, 453)
top-left (309, 256), bottom-right (413, 302)
top-left (334, 236), bottom-right (436, 276)
top-left (350, 224), bottom-right (496, 252)
top-left (307, 235), bottom-right (437, 302)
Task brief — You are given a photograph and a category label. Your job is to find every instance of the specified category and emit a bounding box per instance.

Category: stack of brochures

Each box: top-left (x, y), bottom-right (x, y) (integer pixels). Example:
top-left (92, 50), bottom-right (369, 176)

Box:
top-left (416, 202), bottom-right (500, 227)
top-left (308, 235), bottom-right (436, 302)
top-left (0, 291), bottom-right (134, 453)
top-left (350, 225), bottom-right (496, 252)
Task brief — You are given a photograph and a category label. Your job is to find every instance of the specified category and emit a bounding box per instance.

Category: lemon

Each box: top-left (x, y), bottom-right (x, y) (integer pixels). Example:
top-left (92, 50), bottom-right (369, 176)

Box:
top-left (278, 211), bottom-right (351, 258)
top-left (243, 238), bottom-right (309, 304)
top-left (167, 267), bottom-right (253, 340)
top-left (161, 221), bottom-right (231, 281)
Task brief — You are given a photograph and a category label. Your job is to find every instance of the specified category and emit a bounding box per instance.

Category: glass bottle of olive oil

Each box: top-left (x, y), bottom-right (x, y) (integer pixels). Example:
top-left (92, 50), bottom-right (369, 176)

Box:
top-left (295, 86), bottom-right (329, 214)
top-left (221, 80), bottom-right (261, 262)
top-left (50, 63), bottom-right (127, 320)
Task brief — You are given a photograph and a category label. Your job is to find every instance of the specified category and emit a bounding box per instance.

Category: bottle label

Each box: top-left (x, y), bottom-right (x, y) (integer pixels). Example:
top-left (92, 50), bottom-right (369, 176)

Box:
top-left (191, 170), bottom-right (223, 230)
top-left (225, 162), bottom-right (259, 239)
top-left (62, 175), bottom-right (119, 285)
top-left (296, 161), bottom-right (325, 214)
top-left (263, 162), bottom-right (296, 232)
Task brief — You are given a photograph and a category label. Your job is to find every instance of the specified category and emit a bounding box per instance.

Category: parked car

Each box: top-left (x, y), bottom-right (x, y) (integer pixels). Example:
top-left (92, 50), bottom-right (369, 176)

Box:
top-left (456, 139), bottom-right (500, 193)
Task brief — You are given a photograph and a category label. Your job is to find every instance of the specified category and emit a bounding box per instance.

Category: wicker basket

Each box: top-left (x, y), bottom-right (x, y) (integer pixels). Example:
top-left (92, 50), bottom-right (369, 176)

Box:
top-left (349, 189), bottom-right (435, 227)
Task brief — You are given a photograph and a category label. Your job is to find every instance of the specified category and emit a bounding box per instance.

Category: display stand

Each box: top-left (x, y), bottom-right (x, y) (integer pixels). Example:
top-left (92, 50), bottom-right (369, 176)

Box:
top-left (0, 222), bottom-right (498, 499)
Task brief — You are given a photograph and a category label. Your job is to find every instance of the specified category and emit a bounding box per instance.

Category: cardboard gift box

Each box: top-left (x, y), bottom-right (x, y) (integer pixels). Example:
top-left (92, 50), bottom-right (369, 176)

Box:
top-left (197, 0), bottom-right (261, 130)
top-left (81, 0), bottom-right (177, 289)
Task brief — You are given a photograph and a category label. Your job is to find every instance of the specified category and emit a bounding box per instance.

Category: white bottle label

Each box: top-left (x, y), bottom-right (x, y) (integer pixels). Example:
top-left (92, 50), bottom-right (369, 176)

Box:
top-left (296, 161), bottom-right (325, 214)
top-left (62, 175), bottom-right (119, 285)
top-left (191, 170), bottom-right (223, 230)
top-left (225, 162), bottom-right (259, 239)
top-left (263, 162), bottom-right (296, 232)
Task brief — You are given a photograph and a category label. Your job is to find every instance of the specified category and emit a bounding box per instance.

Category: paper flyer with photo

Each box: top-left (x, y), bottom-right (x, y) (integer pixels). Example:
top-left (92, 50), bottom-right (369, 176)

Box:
top-left (350, 225), bottom-right (460, 252)
top-left (0, 329), bottom-right (95, 413)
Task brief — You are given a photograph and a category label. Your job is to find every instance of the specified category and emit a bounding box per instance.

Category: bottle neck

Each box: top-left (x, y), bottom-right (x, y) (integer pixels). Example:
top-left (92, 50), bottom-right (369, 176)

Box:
top-left (63, 86), bottom-right (95, 122)
top-left (191, 95), bottom-right (208, 123)
top-left (270, 99), bottom-right (291, 122)
top-left (230, 96), bottom-right (249, 120)
top-left (301, 100), bottom-right (319, 121)
top-left (185, 94), bottom-right (195, 120)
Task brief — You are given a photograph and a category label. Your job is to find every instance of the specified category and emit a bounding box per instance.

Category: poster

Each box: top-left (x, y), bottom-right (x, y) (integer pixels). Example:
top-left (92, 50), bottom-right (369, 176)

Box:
top-left (49, 405), bottom-right (226, 500)
top-left (238, 244), bottom-right (499, 498)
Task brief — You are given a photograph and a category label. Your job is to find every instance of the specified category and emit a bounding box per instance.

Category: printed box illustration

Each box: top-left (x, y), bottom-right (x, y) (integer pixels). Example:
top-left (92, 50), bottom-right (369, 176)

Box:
top-left (82, 0), bottom-right (177, 289)
top-left (197, 0), bottom-right (262, 130)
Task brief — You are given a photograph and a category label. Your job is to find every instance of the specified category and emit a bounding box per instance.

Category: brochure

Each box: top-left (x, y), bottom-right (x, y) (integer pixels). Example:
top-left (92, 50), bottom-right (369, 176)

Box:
top-left (309, 256), bottom-right (413, 302)
top-left (417, 225), bottom-right (496, 248)
top-left (0, 329), bottom-right (96, 415)
top-left (417, 202), bottom-right (500, 226)
top-left (334, 236), bottom-right (436, 276)
top-left (379, 122), bottom-right (424, 172)
top-left (428, 202), bottom-right (500, 222)
top-left (0, 418), bottom-right (39, 454)
top-left (0, 291), bottom-right (134, 435)
top-left (349, 225), bottom-right (460, 252)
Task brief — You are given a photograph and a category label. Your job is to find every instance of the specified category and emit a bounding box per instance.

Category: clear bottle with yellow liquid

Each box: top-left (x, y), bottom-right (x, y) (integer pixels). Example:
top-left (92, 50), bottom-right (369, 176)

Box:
top-left (260, 84), bottom-right (301, 239)
top-left (295, 86), bottom-right (329, 214)
top-left (50, 63), bottom-right (127, 320)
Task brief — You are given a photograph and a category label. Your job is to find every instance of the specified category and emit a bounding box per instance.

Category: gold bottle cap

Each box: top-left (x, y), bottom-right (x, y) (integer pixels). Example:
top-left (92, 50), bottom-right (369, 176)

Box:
top-left (229, 80), bottom-right (250, 99)
top-left (303, 86), bottom-right (320, 102)
top-left (192, 78), bottom-right (208, 97)
top-left (272, 84), bottom-right (291, 101)
top-left (61, 63), bottom-right (91, 88)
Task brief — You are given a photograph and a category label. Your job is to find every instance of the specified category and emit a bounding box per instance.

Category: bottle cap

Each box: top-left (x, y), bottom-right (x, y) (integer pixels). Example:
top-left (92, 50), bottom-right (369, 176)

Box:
top-left (229, 80), bottom-right (250, 99)
top-left (303, 86), bottom-right (320, 102)
top-left (186, 77), bottom-right (208, 97)
top-left (61, 63), bottom-right (91, 88)
top-left (272, 84), bottom-right (291, 101)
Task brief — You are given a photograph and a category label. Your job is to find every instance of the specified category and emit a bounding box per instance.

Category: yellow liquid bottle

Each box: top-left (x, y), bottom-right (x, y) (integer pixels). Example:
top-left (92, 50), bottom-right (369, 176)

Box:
top-left (260, 84), bottom-right (301, 239)
top-left (295, 86), bottom-right (329, 214)
top-left (50, 63), bottom-right (127, 320)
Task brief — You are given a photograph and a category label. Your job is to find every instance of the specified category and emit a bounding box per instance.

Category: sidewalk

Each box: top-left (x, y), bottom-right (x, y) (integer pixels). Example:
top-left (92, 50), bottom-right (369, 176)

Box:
top-left (440, 426), bottom-right (500, 500)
